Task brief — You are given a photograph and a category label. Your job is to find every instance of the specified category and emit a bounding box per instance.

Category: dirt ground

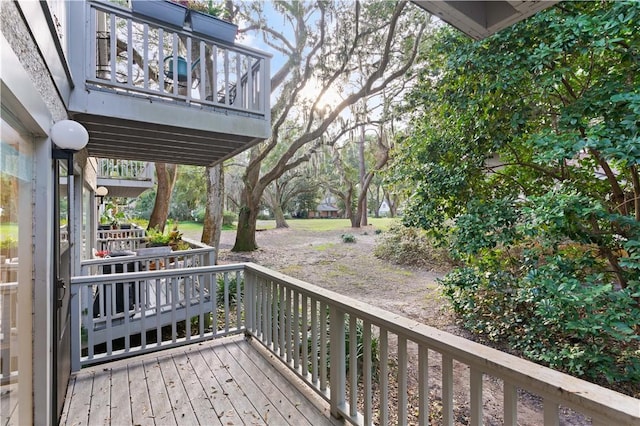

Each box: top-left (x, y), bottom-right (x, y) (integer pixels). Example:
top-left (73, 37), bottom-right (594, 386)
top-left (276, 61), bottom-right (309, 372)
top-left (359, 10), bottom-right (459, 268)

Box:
top-left (211, 225), bottom-right (590, 425)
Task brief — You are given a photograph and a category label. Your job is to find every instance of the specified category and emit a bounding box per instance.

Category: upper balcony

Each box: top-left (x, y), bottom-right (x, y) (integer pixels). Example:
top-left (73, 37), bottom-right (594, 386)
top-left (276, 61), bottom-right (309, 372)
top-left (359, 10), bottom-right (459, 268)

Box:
top-left (96, 158), bottom-right (154, 197)
top-left (68, 1), bottom-right (271, 166)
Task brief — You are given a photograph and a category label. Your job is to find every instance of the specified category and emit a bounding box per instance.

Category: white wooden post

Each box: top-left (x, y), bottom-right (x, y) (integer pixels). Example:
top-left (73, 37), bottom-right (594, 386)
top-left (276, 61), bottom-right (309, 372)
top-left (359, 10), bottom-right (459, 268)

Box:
top-left (329, 305), bottom-right (345, 419)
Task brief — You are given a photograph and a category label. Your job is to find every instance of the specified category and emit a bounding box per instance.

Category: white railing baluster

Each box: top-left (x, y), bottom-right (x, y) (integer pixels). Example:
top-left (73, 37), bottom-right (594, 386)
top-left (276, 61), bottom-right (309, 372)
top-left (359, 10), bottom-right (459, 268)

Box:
top-left (224, 273), bottom-right (230, 333)
top-left (171, 276), bottom-right (178, 342)
top-left (70, 283), bottom-right (81, 372)
top-left (109, 13), bottom-right (116, 83)
top-left (320, 301), bottom-right (328, 393)
top-left (398, 336), bottom-right (408, 425)
top-left (348, 315), bottom-right (357, 418)
top-left (293, 290), bottom-right (300, 370)
top-left (126, 18), bottom-right (133, 86)
top-left (286, 288), bottom-right (293, 362)
top-left (363, 320), bottom-right (372, 424)
top-left (504, 381), bottom-right (517, 426)
top-left (311, 298), bottom-right (318, 386)
top-left (379, 329), bottom-right (389, 426)
top-left (186, 37), bottom-right (192, 102)
top-left (279, 283), bottom-right (285, 358)
top-left (123, 282), bottom-right (130, 352)
top-left (105, 284), bottom-right (113, 356)
top-left (143, 24), bottom-right (149, 90)
top-left (185, 276), bottom-right (191, 341)
top-left (442, 354), bottom-right (454, 426)
top-left (329, 306), bottom-right (346, 419)
top-left (88, 284), bottom-right (95, 359)
top-left (301, 294), bottom-right (308, 379)
top-left (470, 367), bottom-right (483, 426)
top-left (418, 344), bottom-right (429, 426)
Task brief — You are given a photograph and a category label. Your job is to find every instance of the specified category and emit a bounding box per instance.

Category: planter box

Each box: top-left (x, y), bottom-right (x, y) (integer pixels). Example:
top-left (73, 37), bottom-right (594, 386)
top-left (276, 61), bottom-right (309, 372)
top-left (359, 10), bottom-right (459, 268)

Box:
top-left (188, 10), bottom-right (237, 44)
top-left (136, 246), bottom-right (172, 257)
top-left (130, 0), bottom-right (187, 28)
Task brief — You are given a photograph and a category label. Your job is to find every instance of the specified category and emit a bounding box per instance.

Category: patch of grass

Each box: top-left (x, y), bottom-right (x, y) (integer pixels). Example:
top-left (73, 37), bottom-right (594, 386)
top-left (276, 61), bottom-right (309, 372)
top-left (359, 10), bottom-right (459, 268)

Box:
top-left (312, 243), bottom-right (336, 252)
top-left (280, 264), bottom-right (303, 275)
top-left (0, 223), bottom-right (19, 240)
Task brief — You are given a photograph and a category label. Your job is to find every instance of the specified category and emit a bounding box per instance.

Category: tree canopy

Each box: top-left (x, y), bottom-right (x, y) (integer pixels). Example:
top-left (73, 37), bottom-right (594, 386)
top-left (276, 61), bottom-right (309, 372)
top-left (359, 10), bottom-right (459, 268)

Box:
top-left (390, 0), bottom-right (640, 392)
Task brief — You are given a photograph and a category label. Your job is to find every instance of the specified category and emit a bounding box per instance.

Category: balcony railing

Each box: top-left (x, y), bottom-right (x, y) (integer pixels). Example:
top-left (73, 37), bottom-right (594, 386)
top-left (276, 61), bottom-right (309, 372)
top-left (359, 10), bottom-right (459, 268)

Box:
top-left (86, 1), bottom-right (269, 118)
top-left (96, 226), bottom-right (147, 252)
top-left (97, 158), bottom-right (153, 181)
top-left (69, 263), bottom-right (639, 425)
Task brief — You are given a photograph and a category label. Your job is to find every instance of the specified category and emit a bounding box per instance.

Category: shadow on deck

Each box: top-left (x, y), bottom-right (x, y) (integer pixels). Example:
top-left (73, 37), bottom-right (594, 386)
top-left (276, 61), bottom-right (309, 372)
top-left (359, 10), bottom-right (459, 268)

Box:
top-left (60, 335), bottom-right (343, 425)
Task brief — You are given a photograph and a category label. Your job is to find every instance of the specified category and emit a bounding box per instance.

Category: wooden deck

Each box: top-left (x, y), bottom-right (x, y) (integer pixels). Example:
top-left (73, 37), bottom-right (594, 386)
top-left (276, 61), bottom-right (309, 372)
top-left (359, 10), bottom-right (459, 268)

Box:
top-left (60, 335), bottom-right (343, 425)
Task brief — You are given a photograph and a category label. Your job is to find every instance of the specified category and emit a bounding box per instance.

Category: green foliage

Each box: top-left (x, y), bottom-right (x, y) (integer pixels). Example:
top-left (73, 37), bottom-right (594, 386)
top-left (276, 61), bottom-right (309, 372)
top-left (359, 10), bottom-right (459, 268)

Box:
top-left (392, 0), bottom-right (640, 390)
top-left (374, 224), bottom-right (451, 268)
top-left (223, 211), bottom-right (236, 226)
top-left (146, 222), bottom-right (183, 248)
top-left (0, 237), bottom-right (18, 250)
top-left (216, 274), bottom-right (243, 306)
top-left (344, 318), bottom-right (380, 377)
top-left (341, 233), bottom-right (356, 243)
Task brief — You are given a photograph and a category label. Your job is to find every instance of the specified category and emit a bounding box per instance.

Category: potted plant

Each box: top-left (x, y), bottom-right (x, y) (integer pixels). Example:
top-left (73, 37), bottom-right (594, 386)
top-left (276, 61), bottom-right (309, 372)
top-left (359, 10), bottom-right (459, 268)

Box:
top-left (179, 0), bottom-right (237, 43)
top-left (130, 0), bottom-right (188, 28)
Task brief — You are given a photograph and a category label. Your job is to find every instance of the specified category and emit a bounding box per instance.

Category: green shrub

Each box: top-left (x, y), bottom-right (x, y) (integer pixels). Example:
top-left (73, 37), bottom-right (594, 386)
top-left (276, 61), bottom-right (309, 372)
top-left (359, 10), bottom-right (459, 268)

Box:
top-left (222, 211), bottom-right (236, 226)
top-left (341, 233), bottom-right (356, 243)
top-left (374, 224), bottom-right (451, 267)
top-left (441, 249), bottom-right (640, 390)
top-left (216, 274), bottom-right (243, 306)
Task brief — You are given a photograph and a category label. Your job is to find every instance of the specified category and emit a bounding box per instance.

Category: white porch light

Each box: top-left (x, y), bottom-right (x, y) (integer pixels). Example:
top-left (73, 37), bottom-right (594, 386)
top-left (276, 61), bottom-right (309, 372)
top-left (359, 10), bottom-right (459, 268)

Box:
top-left (51, 119), bottom-right (89, 150)
top-left (95, 186), bottom-right (108, 204)
top-left (51, 119), bottom-right (89, 175)
top-left (95, 186), bottom-right (108, 197)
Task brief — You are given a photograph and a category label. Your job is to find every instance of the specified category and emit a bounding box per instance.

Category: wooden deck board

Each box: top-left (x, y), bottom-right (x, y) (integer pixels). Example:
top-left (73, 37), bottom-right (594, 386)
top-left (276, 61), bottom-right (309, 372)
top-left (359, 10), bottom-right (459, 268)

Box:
top-left (143, 357), bottom-right (177, 425)
top-left (88, 367), bottom-right (111, 425)
top-left (109, 364), bottom-right (133, 425)
top-left (61, 335), bottom-right (340, 425)
top-left (186, 344), bottom-right (245, 425)
top-left (172, 348), bottom-right (223, 425)
top-left (210, 342), bottom-right (291, 425)
top-left (127, 360), bottom-right (154, 426)
top-left (233, 340), bottom-right (335, 424)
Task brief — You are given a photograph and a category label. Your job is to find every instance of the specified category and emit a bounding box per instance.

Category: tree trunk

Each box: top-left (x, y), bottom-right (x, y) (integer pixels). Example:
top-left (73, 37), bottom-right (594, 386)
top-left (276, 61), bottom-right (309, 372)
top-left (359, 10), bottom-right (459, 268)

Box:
top-left (359, 125), bottom-right (368, 226)
top-left (233, 203), bottom-right (259, 251)
top-left (274, 204), bottom-right (289, 228)
top-left (148, 163), bottom-right (177, 232)
top-left (232, 147), bottom-right (262, 251)
top-left (201, 164), bottom-right (224, 264)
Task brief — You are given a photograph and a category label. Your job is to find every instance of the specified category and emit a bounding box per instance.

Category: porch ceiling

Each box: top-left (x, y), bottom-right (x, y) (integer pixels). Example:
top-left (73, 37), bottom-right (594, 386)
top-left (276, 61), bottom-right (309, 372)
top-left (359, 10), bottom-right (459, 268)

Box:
top-left (73, 113), bottom-right (262, 167)
top-left (413, 1), bottom-right (559, 40)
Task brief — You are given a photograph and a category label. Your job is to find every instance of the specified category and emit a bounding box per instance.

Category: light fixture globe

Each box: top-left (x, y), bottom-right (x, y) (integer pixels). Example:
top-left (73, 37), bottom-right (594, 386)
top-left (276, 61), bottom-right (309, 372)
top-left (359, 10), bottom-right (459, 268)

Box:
top-left (95, 186), bottom-right (109, 197)
top-left (51, 119), bottom-right (89, 151)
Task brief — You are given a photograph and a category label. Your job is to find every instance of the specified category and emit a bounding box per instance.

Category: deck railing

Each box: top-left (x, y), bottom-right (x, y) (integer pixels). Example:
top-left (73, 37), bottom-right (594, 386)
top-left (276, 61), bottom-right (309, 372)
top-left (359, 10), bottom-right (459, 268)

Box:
top-left (96, 226), bottom-right (147, 252)
top-left (86, 1), bottom-right (269, 118)
top-left (69, 263), bottom-right (640, 425)
top-left (97, 159), bottom-right (154, 181)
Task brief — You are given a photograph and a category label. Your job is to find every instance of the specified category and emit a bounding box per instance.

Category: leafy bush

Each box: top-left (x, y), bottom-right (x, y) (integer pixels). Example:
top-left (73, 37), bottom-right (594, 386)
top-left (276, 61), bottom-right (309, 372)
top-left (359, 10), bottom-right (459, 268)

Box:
top-left (374, 224), bottom-right (451, 268)
top-left (216, 274), bottom-right (243, 306)
top-left (222, 211), bottom-right (236, 226)
top-left (341, 233), bottom-right (356, 243)
top-left (442, 245), bottom-right (640, 390)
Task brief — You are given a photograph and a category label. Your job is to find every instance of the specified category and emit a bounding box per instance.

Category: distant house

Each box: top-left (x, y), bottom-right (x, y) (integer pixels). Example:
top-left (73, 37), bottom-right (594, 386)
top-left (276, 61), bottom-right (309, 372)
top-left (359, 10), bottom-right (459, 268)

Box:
top-left (379, 200), bottom-right (390, 217)
top-left (309, 196), bottom-right (340, 218)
